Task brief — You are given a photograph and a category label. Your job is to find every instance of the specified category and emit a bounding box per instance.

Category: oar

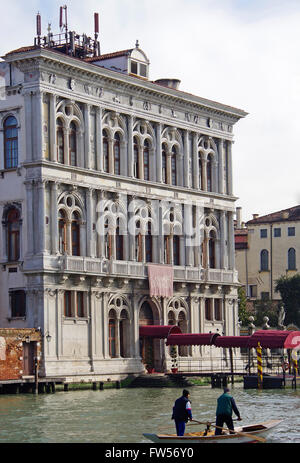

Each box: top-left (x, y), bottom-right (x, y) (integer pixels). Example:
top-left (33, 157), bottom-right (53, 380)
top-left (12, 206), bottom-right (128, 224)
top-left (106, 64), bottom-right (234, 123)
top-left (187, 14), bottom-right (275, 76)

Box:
top-left (191, 419), bottom-right (266, 443)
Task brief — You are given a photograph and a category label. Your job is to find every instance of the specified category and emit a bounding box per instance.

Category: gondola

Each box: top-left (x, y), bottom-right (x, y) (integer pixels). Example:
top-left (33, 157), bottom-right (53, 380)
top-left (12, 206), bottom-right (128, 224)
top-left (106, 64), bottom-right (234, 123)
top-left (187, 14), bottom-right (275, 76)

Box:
top-left (143, 419), bottom-right (282, 443)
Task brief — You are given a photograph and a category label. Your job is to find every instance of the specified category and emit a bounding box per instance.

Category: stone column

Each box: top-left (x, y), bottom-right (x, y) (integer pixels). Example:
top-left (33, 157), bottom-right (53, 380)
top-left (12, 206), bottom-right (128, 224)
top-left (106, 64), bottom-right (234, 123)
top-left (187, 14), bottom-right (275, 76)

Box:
top-left (23, 91), bottom-right (33, 161)
top-left (96, 106), bottom-right (103, 171)
top-left (36, 180), bottom-right (46, 255)
top-left (227, 141), bottom-right (233, 196)
top-left (128, 115), bottom-right (134, 178)
top-left (228, 211), bottom-right (235, 270)
top-left (51, 181), bottom-right (59, 255)
top-left (34, 91), bottom-right (43, 160)
top-left (212, 159), bottom-right (218, 193)
top-left (218, 139), bottom-right (225, 194)
top-left (84, 104), bottom-right (91, 169)
top-left (25, 180), bottom-right (34, 256)
top-left (220, 211), bottom-right (226, 269)
top-left (86, 188), bottom-right (94, 258)
top-left (192, 133), bottom-right (199, 189)
top-left (184, 131), bottom-right (190, 188)
top-left (49, 93), bottom-right (57, 162)
top-left (156, 123), bottom-right (162, 183)
top-left (202, 158), bottom-right (207, 191)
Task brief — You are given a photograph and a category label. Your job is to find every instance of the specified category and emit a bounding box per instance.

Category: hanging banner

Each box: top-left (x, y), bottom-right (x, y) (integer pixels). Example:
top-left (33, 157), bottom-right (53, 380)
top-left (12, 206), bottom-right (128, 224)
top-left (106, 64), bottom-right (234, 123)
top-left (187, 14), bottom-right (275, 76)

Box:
top-left (147, 264), bottom-right (173, 298)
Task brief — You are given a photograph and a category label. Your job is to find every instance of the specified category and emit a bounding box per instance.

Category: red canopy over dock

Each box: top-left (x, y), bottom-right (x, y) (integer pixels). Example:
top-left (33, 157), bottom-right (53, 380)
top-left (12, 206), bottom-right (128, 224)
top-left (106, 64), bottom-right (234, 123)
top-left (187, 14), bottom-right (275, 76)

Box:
top-left (139, 325), bottom-right (181, 339)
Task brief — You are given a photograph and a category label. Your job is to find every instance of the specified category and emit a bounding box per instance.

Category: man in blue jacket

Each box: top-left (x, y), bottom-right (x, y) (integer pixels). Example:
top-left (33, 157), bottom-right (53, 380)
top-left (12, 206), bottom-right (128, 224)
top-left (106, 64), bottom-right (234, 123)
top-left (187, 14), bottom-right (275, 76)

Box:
top-left (172, 389), bottom-right (192, 436)
top-left (215, 387), bottom-right (242, 435)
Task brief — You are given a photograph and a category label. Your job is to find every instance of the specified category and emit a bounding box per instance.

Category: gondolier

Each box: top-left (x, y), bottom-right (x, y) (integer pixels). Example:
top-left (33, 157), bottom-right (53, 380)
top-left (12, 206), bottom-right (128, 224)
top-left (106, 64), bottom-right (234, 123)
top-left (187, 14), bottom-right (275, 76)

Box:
top-left (172, 389), bottom-right (192, 436)
top-left (215, 387), bottom-right (242, 435)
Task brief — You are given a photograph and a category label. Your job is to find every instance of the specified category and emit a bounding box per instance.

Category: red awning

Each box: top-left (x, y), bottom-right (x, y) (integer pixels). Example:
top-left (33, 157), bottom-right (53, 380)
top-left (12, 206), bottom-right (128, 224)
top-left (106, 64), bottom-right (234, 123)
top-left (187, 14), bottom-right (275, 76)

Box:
top-left (139, 325), bottom-right (181, 339)
top-left (215, 336), bottom-right (251, 348)
top-left (284, 331), bottom-right (300, 349)
top-left (166, 333), bottom-right (219, 346)
top-left (247, 330), bottom-right (291, 349)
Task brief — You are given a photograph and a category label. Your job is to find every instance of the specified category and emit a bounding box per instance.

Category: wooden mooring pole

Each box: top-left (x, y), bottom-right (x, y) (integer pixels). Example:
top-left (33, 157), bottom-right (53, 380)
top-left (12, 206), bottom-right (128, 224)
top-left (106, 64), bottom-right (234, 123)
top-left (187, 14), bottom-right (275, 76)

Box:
top-left (229, 347), bottom-right (234, 385)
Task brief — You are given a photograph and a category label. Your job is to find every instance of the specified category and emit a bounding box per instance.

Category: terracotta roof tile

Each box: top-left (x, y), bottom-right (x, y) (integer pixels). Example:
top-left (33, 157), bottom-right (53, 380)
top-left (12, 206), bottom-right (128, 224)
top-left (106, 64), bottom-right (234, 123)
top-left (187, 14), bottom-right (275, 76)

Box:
top-left (5, 45), bottom-right (38, 56)
top-left (84, 49), bottom-right (133, 62)
top-left (246, 205), bottom-right (300, 225)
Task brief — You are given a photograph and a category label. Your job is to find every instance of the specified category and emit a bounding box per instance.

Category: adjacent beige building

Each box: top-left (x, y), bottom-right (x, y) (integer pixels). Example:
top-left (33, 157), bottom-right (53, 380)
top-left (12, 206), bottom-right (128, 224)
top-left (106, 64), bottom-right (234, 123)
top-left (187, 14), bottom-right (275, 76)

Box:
top-left (235, 205), bottom-right (300, 302)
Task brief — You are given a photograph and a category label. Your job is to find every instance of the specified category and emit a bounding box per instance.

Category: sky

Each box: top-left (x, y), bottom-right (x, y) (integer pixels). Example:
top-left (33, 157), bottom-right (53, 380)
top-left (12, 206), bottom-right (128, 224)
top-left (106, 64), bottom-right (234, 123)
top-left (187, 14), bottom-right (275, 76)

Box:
top-left (1, 0), bottom-right (300, 223)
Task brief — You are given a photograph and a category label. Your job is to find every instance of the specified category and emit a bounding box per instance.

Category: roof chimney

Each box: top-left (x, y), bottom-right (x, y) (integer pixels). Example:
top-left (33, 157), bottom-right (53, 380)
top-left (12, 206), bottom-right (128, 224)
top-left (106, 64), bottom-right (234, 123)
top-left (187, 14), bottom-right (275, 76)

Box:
top-left (252, 214), bottom-right (259, 220)
top-left (282, 211), bottom-right (289, 219)
top-left (155, 78), bottom-right (181, 90)
top-left (236, 207), bottom-right (242, 228)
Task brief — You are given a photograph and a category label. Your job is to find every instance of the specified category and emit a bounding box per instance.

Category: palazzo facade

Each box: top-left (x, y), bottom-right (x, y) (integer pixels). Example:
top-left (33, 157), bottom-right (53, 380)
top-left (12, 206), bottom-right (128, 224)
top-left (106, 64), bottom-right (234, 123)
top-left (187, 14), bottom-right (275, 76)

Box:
top-left (0, 20), bottom-right (247, 381)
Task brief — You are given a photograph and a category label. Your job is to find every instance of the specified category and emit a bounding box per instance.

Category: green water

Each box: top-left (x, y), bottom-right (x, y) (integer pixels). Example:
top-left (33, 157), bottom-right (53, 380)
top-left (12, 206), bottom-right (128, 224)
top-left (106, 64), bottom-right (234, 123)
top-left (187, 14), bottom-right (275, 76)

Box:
top-left (0, 384), bottom-right (299, 443)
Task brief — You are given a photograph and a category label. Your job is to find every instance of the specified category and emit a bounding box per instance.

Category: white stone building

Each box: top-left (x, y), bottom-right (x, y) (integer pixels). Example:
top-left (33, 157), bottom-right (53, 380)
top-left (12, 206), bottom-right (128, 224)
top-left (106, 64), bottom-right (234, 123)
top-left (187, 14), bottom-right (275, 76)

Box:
top-left (0, 12), bottom-right (247, 382)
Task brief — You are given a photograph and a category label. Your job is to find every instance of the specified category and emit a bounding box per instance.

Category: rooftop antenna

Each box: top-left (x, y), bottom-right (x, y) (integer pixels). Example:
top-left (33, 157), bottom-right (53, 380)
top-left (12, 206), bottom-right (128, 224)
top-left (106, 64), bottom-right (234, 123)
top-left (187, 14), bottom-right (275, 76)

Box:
top-left (94, 12), bottom-right (101, 56)
top-left (35, 12), bottom-right (42, 46)
top-left (59, 5), bottom-right (68, 34)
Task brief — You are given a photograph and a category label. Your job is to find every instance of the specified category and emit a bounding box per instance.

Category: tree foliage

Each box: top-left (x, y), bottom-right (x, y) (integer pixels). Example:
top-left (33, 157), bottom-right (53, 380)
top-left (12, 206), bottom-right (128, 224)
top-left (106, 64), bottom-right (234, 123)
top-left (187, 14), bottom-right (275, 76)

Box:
top-left (253, 299), bottom-right (279, 327)
top-left (238, 287), bottom-right (251, 325)
top-left (275, 274), bottom-right (300, 327)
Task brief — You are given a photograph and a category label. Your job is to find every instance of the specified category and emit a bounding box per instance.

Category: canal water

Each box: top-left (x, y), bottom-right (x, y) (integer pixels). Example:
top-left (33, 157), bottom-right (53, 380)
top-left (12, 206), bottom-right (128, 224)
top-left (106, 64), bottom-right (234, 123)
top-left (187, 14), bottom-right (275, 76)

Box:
top-left (0, 384), bottom-right (299, 443)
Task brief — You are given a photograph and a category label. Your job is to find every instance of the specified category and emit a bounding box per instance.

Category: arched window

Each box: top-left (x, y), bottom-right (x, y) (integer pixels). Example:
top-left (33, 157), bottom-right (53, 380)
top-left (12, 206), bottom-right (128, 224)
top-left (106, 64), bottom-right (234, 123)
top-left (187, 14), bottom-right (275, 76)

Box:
top-left (199, 155), bottom-right (203, 189)
top-left (162, 145), bottom-right (167, 184)
top-left (115, 223), bottom-right (124, 261)
top-left (7, 208), bottom-right (20, 261)
top-left (171, 146), bottom-right (177, 186)
top-left (58, 210), bottom-right (67, 254)
top-left (208, 230), bottom-right (216, 269)
top-left (57, 118), bottom-right (64, 164)
top-left (260, 249), bottom-right (269, 271)
top-left (145, 221), bottom-right (152, 263)
top-left (114, 132), bottom-right (121, 175)
top-left (173, 235), bottom-right (180, 266)
top-left (4, 116), bottom-right (18, 169)
top-left (168, 310), bottom-right (176, 326)
top-left (108, 309), bottom-right (117, 358)
top-left (143, 139), bottom-right (150, 181)
top-left (120, 309), bottom-right (129, 358)
top-left (103, 130), bottom-right (109, 173)
top-left (71, 211), bottom-right (80, 256)
top-left (133, 137), bottom-right (139, 178)
top-left (288, 248), bottom-right (296, 270)
top-left (207, 154), bottom-right (213, 192)
top-left (69, 122), bottom-right (77, 166)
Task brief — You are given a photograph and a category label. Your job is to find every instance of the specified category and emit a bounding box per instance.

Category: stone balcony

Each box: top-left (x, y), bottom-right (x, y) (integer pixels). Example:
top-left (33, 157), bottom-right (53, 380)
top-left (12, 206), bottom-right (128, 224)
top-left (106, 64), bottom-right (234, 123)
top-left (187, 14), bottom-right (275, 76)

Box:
top-left (23, 254), bottom-right (238, 286)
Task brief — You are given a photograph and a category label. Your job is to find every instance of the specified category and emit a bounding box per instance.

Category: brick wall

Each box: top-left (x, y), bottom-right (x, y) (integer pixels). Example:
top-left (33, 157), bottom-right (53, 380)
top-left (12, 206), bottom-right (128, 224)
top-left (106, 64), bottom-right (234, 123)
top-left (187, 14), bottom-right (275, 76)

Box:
top-left (0, 329), bottom-right (42, 381)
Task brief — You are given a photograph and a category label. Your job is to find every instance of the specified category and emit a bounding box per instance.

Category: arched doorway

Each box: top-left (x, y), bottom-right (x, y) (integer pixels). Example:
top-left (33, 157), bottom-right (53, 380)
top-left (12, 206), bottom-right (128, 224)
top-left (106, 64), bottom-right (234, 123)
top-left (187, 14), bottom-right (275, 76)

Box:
top-left (139, 301), bottom-right (154, 370)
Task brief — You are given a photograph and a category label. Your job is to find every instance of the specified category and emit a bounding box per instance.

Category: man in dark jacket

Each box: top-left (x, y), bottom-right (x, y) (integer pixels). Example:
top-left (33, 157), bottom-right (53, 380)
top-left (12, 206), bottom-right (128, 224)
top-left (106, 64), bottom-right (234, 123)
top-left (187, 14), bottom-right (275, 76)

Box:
top-left (215, 387), bottom-right (242, 435)
top-left (172, 389), bottom-right (192, 436)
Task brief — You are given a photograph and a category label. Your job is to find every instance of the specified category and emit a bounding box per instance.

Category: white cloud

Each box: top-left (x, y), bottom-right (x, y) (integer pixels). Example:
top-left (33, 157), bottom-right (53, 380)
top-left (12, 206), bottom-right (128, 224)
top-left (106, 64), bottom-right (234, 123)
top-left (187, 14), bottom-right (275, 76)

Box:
top-left (1, 0), bottom-right (300, 222)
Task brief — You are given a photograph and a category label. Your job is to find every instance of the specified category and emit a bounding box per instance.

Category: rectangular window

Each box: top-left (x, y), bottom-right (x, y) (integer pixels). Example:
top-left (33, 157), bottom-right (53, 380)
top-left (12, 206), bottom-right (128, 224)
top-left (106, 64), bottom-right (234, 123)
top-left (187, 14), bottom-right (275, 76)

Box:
top-left (77, 292), bottom-right (85, 318)
top-left (260, 229), bottom-right (267, 238)
top-left (288, 227), bottom-right (295, 236)
top-left (205, 299), bottom-right (213, 321)
top-left (10, 290), bottom-right (26, 318)
top-left (64, 291), bottom-right (72, 317)
top-left (249, 285), bottom-right (257, 298)
top-left (274, 228), bottom-right (281, 237)
top-left (214, 299), bottom-right (222, 321)
top-left (140, 63), bottom-right (147, 77)
top-left (130, 61), bottom-right (138, 74)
